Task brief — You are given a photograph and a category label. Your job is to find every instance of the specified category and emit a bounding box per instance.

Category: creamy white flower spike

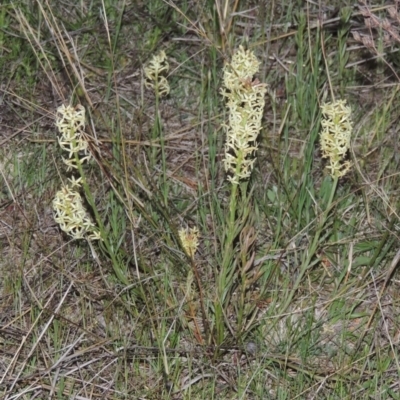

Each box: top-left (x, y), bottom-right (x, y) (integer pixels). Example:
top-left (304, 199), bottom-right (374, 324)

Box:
top-left (56, 104), bottom-right (91, 171)
top-left (221, 46), bottom-right (267, 184)
top-left (179, 226), bottom-right (199, 258)
top-left (53, 182), bottom-right (101, 241)
top-left (320, 99), bottom-right (352, 178)
top-left (144, 50), bottom-right (170, 96)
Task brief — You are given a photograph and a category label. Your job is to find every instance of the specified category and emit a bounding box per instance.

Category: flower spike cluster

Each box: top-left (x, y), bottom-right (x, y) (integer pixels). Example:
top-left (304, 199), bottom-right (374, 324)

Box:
top-left (144, 50), bottom-right (170, 96)
top-left (56, 104), bottom-right (91, 171)
top-left (53, 103), bottom-right (100, 241)
top-left (320, 100), bottom-right (352, 178)
top-left (53, 178), bottom-right (101, 241)
top-left (221, 46), bottom-right (267, 184)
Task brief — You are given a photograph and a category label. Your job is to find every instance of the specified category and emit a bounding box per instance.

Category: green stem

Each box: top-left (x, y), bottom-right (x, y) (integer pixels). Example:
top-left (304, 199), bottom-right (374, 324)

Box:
top-left (216, 177), bottom-right (239, 345)
top-left (190, 256), bottom-right (210, 343)
top-left (74, 152), bottom-right (129, 286)
top-left (280, 176), bottom-right (338, 314)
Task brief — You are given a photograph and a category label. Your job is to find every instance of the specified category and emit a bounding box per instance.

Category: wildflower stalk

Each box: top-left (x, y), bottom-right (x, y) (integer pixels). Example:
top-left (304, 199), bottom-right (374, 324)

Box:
top-left (280, 99), bottom-right (352, 314)
top-left (179, 227), bottom-right (210, 342)
top-left (144, 50), bottom-right (170, 204)
top-left (215, 47), bottom-right (267, 345)
top-left (54, 104), bottom-right (129, 285)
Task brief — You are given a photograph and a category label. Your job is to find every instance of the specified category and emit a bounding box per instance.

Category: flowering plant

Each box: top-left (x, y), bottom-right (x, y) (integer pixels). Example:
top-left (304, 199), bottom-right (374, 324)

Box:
top-left (53, 104), bottom-right (100, 241)
top-left (215, 47), bottom-right (268, 344)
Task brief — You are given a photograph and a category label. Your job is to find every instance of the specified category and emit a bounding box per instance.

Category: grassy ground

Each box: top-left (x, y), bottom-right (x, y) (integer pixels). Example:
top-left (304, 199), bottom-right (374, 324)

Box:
top-left (1, 0), bottom-right (400, 398)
